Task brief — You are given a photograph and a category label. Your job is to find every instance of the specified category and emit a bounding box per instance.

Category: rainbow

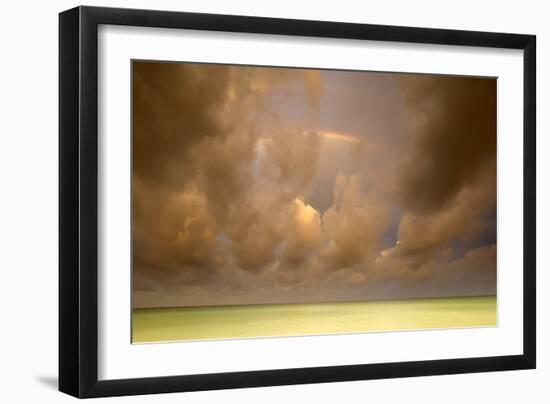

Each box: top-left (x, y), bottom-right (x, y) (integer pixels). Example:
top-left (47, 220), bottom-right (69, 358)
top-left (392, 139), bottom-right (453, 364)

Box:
top-left (317, 130), bottom-right (361, 144)
top-left (257, 130), bottom-right (363, 147)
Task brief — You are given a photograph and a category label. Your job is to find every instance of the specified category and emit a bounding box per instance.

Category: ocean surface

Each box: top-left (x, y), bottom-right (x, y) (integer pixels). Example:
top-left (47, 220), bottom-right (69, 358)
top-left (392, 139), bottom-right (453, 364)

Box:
top-left (132, 295), bottom-right (496, 343)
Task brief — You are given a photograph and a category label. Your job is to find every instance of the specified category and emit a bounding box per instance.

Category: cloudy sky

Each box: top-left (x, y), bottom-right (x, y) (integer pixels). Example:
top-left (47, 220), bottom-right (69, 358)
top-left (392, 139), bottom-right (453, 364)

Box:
top-left (132, 61), bottom-right (496, 308)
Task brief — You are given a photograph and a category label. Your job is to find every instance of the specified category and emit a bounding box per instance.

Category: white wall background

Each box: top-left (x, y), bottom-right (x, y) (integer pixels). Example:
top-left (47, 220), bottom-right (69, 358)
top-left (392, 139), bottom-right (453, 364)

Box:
top-left (0, 0), bottom-right (546, 402)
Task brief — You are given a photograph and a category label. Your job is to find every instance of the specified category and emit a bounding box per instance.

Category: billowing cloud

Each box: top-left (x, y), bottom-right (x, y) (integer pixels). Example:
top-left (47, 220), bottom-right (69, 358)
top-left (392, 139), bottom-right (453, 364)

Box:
top-left (382, 163), bottom-right (496, 267)
top-left (371, 75), bottom-right (497, 273)
top-left (133, 62), bottom-right (232, 189)
top-left (132, 62), bottom-right (497, 308)
top-left (321, 174), bottom-right (389, 271)
top-left (395, 75), bottom-right (496, 213)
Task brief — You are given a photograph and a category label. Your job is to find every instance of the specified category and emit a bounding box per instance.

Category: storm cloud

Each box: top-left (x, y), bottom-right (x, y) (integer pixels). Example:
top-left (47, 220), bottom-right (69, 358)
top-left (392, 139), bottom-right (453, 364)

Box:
top-left (395, 75), bottom-right (496, 214)
top-left (132, 62), bottom-right (497, 308)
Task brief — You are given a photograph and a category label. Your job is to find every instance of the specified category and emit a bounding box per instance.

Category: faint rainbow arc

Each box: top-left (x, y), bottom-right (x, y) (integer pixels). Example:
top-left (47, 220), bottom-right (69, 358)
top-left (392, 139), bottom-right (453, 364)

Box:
top-left (316, 130), bottom-right (361, 144)
top-left (257, 130), bottom-right (364, 145)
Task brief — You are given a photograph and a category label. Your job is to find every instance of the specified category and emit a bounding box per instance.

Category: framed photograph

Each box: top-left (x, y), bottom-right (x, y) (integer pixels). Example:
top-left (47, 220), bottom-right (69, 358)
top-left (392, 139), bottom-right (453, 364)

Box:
top-left (59, 6), bottom-right (536, 398)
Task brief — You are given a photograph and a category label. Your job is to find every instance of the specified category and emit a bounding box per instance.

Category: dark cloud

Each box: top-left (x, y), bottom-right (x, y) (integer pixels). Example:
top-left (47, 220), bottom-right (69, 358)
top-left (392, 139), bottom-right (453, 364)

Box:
top-left (396, 75), bottom-right (496, 214)
top-left (133, 61), bottom-right (232, 189)
top-left (132, 62), bottom-right (497, 308)
top-left (132, 62), bottom-right (236, 288)
top-left (365, 75), bottom-right (498, 273)
top-left (132, 62), bottom-right (326, 292)
top-left (384, 162), bottom-right (496, 266)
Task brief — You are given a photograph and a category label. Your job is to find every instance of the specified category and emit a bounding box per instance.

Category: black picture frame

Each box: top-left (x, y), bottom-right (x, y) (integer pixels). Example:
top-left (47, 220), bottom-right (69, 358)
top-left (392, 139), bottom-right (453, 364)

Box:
top-left (59, 5), bottom-right (536, 398)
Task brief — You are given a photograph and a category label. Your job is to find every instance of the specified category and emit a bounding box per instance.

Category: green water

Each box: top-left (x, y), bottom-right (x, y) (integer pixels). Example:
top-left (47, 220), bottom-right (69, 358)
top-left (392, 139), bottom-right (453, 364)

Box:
top-left (132, 295), bottom-right (496, 343)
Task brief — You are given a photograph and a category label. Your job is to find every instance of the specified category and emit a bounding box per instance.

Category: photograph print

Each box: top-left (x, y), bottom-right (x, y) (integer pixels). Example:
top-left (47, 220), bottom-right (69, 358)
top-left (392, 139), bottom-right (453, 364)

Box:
top-left (131, 60), bottom-right (497, 343)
